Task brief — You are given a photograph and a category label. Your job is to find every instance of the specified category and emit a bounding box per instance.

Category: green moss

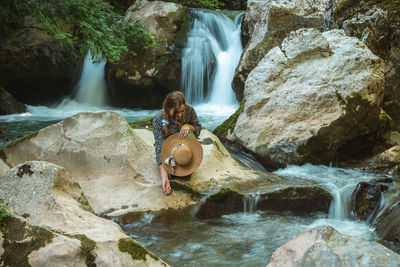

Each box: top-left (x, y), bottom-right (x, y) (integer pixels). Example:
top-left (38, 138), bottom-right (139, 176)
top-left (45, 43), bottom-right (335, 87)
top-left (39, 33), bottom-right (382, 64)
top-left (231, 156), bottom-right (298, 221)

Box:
top-left (74, 234), bottom-right (96, 266)
top-left (0, 131), bottom-right (39, 164)
top-left (129, 117), bottom-right (154, 131)
top-left (77, 192), bottom-right (95, 214)
top-left (213, 99), bottom-right (245, 141)
top-left (0, 216), bottom-right (54, 267)
top-left (0, 150), bottom-right (6, 165)
top-left (174, 7), bottom-right (190, 48)
top-left (336, 0), bottom-right (400, 13)
top-left (118, 237), bottom-right (160, 262)
top-left (170, 180), bottom-right (203, 201)
top-left (60, 233), bottom-right (96, 266)
top-left (298, 92), bottom-right (381, 164)
top-left (208, 188), bottom-right (239, 203)
top-left (200, 137), bottom-right (214, 145)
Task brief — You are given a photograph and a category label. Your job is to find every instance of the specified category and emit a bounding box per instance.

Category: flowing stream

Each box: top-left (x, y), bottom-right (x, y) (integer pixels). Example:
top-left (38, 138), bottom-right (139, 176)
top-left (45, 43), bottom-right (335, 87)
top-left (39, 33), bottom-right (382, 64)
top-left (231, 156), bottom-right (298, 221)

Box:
top-left (0, 8), bottom-right (395, 267)
top-left (115, 164), bottom-right (385, 266)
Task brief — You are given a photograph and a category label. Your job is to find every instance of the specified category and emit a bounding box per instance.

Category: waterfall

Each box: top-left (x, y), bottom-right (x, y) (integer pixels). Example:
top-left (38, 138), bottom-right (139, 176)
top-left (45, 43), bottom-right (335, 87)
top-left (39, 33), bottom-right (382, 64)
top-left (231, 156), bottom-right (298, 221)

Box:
top-left (181, 10), bottom-right (243, 106)
top-left (243, 193), bottom-right (260, 213)
top-left (72, 49), bottom-right (108, 106)
top-left (322, 0), bottom-right (340, 31)
top-left (327, 183), bottom-right (355, 219)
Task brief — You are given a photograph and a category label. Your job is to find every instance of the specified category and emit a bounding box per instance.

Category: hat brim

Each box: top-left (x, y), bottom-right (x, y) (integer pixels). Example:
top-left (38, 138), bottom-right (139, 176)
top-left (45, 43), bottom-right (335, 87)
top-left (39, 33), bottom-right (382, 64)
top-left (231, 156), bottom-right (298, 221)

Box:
top-left (161, 133), bottom-right (203, 176)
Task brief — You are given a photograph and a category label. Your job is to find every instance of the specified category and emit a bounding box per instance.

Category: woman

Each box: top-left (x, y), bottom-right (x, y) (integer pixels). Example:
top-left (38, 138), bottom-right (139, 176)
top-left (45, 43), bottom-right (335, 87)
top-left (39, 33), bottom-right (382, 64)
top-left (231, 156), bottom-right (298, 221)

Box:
top-left (152, 91), bottom-right (202, 195)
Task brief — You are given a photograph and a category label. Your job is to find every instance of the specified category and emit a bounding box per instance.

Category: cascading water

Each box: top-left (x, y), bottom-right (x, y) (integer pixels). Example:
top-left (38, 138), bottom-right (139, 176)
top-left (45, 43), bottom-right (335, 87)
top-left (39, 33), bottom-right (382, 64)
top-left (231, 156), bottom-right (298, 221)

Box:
top-left (72, 50), bottom-right (108, 106)
top-left (243, 193), bottom-right (260, 213)
top-left (274, 164), bottom-right (380, 238)
top-left (181, 10), bottom-right (243, 108)
top-left (55, 49), bottom-right (109, 109)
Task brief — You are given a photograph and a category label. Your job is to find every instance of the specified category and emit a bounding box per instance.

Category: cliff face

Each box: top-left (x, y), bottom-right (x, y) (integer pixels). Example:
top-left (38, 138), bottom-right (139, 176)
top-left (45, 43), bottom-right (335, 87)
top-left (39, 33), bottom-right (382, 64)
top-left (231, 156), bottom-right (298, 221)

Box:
top-left (326, 0), bottom-right (400, 130)
top-left (0, 26), bottom-right (81, 105)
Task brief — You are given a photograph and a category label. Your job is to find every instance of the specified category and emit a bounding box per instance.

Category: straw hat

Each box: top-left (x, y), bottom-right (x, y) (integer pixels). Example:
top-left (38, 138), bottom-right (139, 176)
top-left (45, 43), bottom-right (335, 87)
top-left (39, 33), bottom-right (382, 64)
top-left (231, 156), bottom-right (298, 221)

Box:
top-left (161, 133), bottom-right (203, 176)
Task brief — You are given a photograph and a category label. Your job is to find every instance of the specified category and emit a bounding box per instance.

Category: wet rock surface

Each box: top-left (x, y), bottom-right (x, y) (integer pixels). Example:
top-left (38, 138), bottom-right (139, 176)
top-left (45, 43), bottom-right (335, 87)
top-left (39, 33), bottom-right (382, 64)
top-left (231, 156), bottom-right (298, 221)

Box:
top-left (351, 181), bottom-right (383, 222)
top-left (196, 180), bottom-right (332, 219)
top-left (0, 87), bottom-right (26, 115)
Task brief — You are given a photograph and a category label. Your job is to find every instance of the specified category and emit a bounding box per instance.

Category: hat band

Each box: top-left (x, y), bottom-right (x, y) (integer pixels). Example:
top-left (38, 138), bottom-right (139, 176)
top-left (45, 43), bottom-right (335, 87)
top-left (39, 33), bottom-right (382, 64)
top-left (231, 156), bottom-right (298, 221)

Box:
top-left (164, 143), bottom-right (189, 174)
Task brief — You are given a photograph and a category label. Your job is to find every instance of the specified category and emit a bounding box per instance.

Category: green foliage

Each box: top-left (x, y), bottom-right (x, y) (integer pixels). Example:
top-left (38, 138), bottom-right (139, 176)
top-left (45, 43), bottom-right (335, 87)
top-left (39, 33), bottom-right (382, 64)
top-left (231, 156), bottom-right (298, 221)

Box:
top-left (170, 0), bottom-right (224, 9)
top-left (0, 0), bottom-right (156, 62)
top-left (0, 199), bottom-right (11, 230)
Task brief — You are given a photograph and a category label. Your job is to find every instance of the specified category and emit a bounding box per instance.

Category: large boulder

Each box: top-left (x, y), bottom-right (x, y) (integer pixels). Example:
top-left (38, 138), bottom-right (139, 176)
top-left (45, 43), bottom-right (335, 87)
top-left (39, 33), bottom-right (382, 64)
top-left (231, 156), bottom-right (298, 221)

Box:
top-left (0, 111), bottom-right (194, 215)
top-left (229, 28), bottom-right (385, 169)
top-left (1, 111), bottom-right (274, 216)
top-left (267, 226), bottom-right (400, 266)
top-left (0, 86), bottom-right (26, 115)
top-left (0, 161), bottom-right (166, 266)
top-left (326, 1), bottom-right (400, 130)
top-left (0, 27), bottom-right (79, 105)
top-left (233, 0), bottom-right (329, 100)
top-left (106, 1), bottom-right (189, 108)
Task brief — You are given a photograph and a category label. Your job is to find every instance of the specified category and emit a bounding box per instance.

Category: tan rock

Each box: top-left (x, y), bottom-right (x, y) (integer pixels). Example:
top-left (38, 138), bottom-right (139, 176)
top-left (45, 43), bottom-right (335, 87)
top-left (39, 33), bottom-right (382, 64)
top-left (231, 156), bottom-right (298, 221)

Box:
top-left (0, 158), bottom-right (9, 174)
top-left (28, 235), bottom-right (86, 267)
top-left (185, 130), bottom-right (259, 192)
top-left (367, 145), bottom-right (400, 169)
top-left (233, 0), bottom-right (329, 100)
top-left (134, 128), bottom-right (259, 193)
top-left (267, 226), bottom-right (400, 267)
top-left (1, 111), bottom-right (193, 215)
top-left (0, 161), bottom-right (167, 266)
top-left (231, 28), bottom-right (385, 169)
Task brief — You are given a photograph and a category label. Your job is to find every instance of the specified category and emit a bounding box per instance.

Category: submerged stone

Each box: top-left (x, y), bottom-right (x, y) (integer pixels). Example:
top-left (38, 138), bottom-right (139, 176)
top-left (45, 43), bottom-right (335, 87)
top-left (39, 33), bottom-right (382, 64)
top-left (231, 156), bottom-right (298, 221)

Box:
top-left (351, 181), bottom-right (382, 222)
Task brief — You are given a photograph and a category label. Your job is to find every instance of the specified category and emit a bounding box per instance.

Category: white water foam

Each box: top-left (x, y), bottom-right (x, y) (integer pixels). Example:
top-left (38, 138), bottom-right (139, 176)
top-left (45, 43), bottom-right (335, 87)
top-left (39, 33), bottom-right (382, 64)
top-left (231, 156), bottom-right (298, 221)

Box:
top-left (274, 163), bottom-right (386, 240)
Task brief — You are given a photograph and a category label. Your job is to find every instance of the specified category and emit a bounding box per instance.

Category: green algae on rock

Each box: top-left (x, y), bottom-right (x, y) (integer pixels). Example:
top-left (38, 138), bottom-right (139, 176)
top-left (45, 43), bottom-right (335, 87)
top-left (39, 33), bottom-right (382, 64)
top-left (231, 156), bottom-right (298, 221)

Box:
top-left (0, 215), bottom-right (54, 267)
top-left (129, 117), bottom-right (154, 131)
top-left (118, 237), bottom-right (162, 263)
top-left (213, 99), bottom-right (245, 141)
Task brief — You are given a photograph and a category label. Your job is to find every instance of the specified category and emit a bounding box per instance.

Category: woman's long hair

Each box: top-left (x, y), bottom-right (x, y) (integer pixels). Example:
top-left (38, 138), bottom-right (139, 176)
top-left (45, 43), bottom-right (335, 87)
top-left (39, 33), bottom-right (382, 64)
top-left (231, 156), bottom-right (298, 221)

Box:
top-left (162, 91), bottom-right (186, 137)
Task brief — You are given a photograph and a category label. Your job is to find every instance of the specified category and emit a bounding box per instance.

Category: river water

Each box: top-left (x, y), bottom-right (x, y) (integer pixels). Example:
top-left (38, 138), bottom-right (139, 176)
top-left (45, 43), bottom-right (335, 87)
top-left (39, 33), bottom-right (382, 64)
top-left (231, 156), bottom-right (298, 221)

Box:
top-left (0, 8), bottom-right (395, 267)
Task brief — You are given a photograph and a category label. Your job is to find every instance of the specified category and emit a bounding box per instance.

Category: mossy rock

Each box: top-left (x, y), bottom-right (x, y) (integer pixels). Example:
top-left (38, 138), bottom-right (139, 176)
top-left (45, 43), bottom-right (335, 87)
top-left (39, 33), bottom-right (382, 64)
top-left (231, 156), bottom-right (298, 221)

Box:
top-left (258, 186), bottom-right (333, 214)
top-left (170, 180), bottom-right (203, 201)
top-left (336, 0), bottom-right (400, 13)
top-left (129, 117), bottom-right (154, 131)
top-left (196, 188), bottom-right (243, 219)
top-left (0, 215), bottom-right (54, 267)
top-left (0, 131), bottom-right (38, 164)
top-left (213, 99), bottom-right (245, 142)
top-left (297, 92), bottom-right (381, 165)
top-left (119, 237), bottom-right (161, 262)
top-left (351, 181), bottom-right (382, 221)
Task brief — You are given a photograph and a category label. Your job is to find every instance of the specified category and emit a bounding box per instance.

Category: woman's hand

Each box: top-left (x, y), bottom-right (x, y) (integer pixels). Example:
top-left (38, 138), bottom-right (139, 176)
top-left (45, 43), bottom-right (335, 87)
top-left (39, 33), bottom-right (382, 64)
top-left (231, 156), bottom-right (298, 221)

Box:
top-left (179, 125), bottom-right (190, 139)
top-left (179, 124), bottom-right (194, 139)
top-left (162, 177), bottom-right (171, 195)
top-left (159, 165), bottom-right (171, 195)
